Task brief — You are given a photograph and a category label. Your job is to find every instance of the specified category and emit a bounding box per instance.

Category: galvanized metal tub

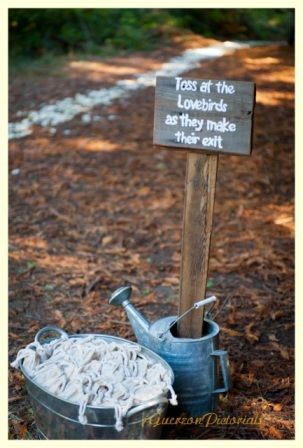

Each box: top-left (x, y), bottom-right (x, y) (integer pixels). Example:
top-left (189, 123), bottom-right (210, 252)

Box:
top-left (20, 328), bottom-right (174, 439)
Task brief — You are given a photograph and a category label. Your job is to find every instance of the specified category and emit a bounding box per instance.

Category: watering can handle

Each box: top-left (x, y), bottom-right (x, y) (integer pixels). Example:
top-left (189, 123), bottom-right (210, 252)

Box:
top-left (211, 350), bottom-right (231, 394)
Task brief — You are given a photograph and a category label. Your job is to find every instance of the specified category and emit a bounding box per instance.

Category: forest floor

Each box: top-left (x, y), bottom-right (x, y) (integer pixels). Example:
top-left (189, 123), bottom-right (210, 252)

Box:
top-left (9, 34), bottom-right (294, 439)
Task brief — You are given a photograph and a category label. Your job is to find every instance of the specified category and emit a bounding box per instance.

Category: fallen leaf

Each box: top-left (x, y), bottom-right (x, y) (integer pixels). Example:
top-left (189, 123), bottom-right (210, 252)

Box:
top-left (137, 186), bottom-right (151, 196)
top-left (245, 323), bottom-right (260, 344)
top-left (268, 426), bottom-right (283, 439)
top-left (163, 276), bottom-right (179, 286)
top-left (270, 310), bottom-right (285, 321)
top-left (207, 278), bottom-right (215, 288)
top-left (10, 419), bottom-right (28, 439)
top-left (273, 403), bottom-right (283, 412)
top-left (268, 333), bottom-right (279, 342)
top-left (271, 342), bottom-right (290, 360)
top-left (102, 235), bottom-right (113, 246)
top-left (221, 326), bottom-right (243, 337)
top-left (17, 260), bottom-right (36, 275)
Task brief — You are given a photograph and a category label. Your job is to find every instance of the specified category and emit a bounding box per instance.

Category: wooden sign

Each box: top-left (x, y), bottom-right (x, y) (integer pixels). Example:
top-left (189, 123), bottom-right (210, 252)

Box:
top-left (153, 76), bottom-right (255, 156)
top-left (153, 76), bottom-right (256, 339)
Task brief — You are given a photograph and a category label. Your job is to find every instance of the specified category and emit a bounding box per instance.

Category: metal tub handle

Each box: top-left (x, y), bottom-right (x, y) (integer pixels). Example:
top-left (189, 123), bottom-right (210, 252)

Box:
top-left (34, 326), bottom-right (69, 346)
top-left (126, 397), bottom-right (168, 418)
top-left (211, 349), bottom-right (231, 394)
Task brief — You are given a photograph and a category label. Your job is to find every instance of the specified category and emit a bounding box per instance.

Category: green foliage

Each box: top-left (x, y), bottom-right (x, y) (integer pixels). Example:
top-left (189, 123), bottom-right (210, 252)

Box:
top-left (9, 8), bottom-right (294, 61)
top-left (172, 9), bottom-right (294, 41)
top-left (9, 9), bottom-right (178, 59)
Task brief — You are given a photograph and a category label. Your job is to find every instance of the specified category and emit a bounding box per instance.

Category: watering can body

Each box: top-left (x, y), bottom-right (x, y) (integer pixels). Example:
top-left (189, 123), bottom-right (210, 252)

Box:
top-left (109, 286), bottom-right (231, 417)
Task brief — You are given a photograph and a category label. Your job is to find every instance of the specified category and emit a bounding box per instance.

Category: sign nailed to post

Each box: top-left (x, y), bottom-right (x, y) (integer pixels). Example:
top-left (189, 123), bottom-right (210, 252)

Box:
top-left (153, 76), bottom-right (255, 155)
top-left (153, 75), bottom-right (256, 339)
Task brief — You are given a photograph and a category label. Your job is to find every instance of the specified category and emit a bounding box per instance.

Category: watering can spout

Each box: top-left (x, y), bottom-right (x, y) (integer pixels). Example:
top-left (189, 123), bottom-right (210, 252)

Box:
top-left (109, 286), bottom-right (151, 344)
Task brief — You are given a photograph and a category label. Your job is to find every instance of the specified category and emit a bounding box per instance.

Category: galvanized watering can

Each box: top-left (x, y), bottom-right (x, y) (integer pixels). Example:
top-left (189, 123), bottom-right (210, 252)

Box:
top-left (109, 286), bottom-right (231, 417)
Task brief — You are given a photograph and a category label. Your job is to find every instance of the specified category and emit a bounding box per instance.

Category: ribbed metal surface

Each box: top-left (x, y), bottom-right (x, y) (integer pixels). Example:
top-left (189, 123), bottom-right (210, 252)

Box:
top-left (109, 288), bottom-right (231, 418)
top-left (132, 318), bottom-right (230, 417)
top-left (21, 334), bottom-right (173, 439)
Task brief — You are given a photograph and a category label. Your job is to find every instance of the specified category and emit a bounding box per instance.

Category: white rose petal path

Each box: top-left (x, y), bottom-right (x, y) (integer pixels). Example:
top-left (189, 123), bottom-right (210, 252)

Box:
top-left (9, 41), bottom-right (265, 140)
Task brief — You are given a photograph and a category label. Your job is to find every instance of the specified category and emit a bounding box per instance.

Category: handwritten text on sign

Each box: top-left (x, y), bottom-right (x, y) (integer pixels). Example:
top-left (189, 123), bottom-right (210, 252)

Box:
top-left (153, 76), bottom-right (256, 155)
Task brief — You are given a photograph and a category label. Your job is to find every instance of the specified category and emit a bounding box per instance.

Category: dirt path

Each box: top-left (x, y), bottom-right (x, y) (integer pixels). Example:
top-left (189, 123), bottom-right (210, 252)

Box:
top-left (9, 41), bottom-right (294, 439)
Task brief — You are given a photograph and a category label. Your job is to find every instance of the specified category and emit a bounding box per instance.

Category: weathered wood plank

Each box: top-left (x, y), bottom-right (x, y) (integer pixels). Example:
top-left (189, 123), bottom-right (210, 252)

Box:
top-left (153, 76), bottom-right (255, 156)
top-left (177, 152), bottom-right (218, 338)
top-left (153, 75), bottom-right (255, 338)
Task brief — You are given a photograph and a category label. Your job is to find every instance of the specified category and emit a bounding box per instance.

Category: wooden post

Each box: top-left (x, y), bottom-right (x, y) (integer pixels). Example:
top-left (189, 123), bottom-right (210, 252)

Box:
top-left (177, 152), bottom-right (218, 338)
top-left (153, 75), bottom-right (255, 339)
